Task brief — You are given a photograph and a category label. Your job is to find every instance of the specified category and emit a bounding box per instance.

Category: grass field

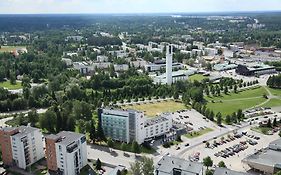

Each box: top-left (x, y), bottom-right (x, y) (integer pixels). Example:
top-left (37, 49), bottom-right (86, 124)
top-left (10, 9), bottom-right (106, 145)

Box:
top-left (0, 81), bottom-right (22, 90)
top-left (205, 87), bottom-right (266, 101)
top-left (185, 128), bottom-right (214, 139)
top-left (262, 98), bottom-right (281, 108)
top-left (123, 100), bottom-right (188, 117)
top-left (206, 87), bottom-right (268, 116)
top-left (188, 74), bottom-right (209, 82)
top-left (268, 88), bottom-right (281, 97)
top-left (0, 46), bottom-right (26, 53)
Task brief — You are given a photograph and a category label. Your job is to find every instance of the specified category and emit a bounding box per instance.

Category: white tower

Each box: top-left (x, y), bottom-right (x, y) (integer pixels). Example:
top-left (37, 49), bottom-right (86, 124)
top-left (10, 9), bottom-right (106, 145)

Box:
top-left (166, 45), bottom-right (173, 85)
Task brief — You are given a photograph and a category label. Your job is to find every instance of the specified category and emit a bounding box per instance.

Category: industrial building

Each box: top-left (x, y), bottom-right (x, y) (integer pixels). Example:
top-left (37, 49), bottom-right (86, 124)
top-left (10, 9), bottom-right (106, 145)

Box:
top-left (45, 131), bottom-right (87, 175)
top-left (242, 138), bottom-right (281, 174)
top-left (155, 156), bottom-right (203, 175)
top-left (236, 64), bottom-right (276, 76)
top-left (213, 168), bottom-right (251, 175)
top-left (0, 126), bottom-right (44, 169)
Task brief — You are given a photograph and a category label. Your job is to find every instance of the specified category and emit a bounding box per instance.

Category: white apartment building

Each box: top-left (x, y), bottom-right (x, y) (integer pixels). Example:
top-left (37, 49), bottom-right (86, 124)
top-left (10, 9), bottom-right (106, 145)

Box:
top-left (144, 114), bottom-right (173, 139)
top-left (98, 108), bottom-right (173, 144)
top-left (0, 126), bottom-right (44, 169)
top-left (46, 131), bottom-right (87, 175)
top-left (204, 48), bottom-right (217, 56)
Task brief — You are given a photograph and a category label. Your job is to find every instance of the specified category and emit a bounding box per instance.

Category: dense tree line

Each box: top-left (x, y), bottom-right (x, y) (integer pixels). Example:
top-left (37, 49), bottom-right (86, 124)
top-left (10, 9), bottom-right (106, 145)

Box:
top-left (267, 75), bottom-right (281, 89)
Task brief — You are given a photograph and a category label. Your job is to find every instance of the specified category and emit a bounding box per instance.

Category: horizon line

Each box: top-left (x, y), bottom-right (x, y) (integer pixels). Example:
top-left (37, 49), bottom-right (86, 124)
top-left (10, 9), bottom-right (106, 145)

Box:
top-left (0, 10), bottom-right (281, 15)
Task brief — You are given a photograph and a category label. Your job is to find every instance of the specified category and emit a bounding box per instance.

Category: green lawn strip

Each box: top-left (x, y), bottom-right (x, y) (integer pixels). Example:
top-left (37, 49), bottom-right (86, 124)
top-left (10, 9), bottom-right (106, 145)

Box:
top-left (0, 81), bottom-right (22, 90)
top-left (261, 98), bottom-right (281, 108)
top-left (188, 74), bottom-right (209, 82)
top-left (123, 100), bottom-right (189, 118)
top-left (110, 141), bottom-right (155, 154)
top-left (206, 97), bottom-right (266, 116)
top-left (184, 128), bottom-right (214, 139)
top-left (268, 88), bottom-right (281, 97)
top-left (205, 86), bottom-right (266, 102)
top-left (251, 126), bottom-right (272, 135)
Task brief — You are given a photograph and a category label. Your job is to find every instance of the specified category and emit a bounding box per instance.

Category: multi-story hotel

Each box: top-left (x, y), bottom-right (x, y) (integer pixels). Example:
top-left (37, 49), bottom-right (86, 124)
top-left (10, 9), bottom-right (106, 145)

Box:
top-left (0, 126), bottom-right (44, 169)
top-left (45, 131), bottom-right (87, 175)
top-left (98, 108), bottom-right (173, 144)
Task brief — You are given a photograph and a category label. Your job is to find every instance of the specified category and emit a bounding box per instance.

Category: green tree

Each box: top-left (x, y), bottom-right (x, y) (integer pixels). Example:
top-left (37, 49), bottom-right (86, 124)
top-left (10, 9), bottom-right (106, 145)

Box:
top-left (225, 115), bottom-right (231, 125)
top-left (9, 71), bottom-right (16, 85)
top-left (132, 140), bottom-right (140, 154)
top-left (273, 118), bottom-right (277, 127)
top-left (218, 161), bottom-right (226, 168)
top-left (205, 169), bottom-right (214, 175)
top-left (27, 108), bottom-right (39, 127)
top-left (107, 138), bottom-right (114, 151)
top-left (203, 156), bottom-right (213, 170)
top-left (141, 157), bottom-right (154, 175)
top-left (89, 121), bottom-right (96, 142)
top-left (130, 161), bottom-right (141, 175)
top-left (121, 143), bottom-right (126, 153)
top-left (216, 112), bottom-right (222, 126)
top-left (96, 158), bottom-right (102, 170)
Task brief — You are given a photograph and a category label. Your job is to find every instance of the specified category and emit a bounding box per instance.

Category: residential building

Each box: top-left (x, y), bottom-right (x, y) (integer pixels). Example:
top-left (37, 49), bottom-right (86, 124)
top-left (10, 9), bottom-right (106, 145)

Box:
top-left (98, 108), bottom-right (173, 144)
top-left (0, 126), bottom-right (44, 169)
top-left (155, 155), bottom-right (203, 175)
top-left (243, 138), bottom-right (281, 174)
top-left (97, 55), bottom-right (109, 62)
top-left (45, 131), bottom-right (87, 175)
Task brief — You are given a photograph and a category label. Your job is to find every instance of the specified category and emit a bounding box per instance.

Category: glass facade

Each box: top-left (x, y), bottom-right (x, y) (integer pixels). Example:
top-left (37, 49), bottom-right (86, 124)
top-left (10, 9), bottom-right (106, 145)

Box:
top-left (101, 114), bottom-right (128, 142)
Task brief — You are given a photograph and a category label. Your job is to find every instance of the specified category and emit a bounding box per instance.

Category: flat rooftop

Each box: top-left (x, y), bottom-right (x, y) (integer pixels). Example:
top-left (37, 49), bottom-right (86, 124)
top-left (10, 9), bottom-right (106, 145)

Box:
top-left (46, 131), bottom-right (85, 146)
top-left (144, 115), bottom-right (169, 127)
top-left (156, 156), bottom-right (203, 175)
top-left (12, 126), bottom-right (39, 138)
top-left (214, 168), bottom-right (251, 175)
top-left (243, 148), bottom-right (281, 168)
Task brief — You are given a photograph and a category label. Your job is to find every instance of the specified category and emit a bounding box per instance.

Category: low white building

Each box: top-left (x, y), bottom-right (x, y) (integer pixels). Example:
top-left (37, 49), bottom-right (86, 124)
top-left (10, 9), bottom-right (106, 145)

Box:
top-left (204, 48), bottom-right (217, 56)
top-left (45, 131), bottom-right (87, 175)
top-left (114, 64), bottom-right (129, 72)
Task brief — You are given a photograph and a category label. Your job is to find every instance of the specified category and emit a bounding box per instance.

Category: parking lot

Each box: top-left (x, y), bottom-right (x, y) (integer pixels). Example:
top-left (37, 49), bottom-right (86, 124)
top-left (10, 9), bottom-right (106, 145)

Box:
top-left (181, 128), bottom-right (280, 172)
top-left (171, 109), bottom-right (218, 132)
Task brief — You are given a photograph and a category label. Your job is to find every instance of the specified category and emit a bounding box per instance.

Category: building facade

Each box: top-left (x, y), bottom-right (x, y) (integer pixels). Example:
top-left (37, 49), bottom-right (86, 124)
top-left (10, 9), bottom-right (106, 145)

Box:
top-left (98, 108), bottom-right (173, 144)
top-left (45, 131), bottom-right (87, 175)
top-left (0, 126), bottom-right (44, 169)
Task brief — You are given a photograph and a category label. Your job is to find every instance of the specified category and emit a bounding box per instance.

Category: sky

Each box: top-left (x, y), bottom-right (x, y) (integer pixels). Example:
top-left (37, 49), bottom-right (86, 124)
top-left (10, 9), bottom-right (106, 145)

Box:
top-left (0, 0), bottom-right (281, 14)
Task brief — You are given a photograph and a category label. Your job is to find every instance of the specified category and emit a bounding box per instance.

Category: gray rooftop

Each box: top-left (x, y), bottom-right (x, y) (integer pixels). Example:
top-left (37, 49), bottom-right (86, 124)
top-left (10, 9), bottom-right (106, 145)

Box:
top-left (144, 115), bottom-right (169, 127)
top-left (156, 156), bottom-right (203, 175)
top-left (214, 168), bottom-right (251, 175)
top-left (243, 148), bottom-right (281, 167)
top-left (12, 126), bottom-right (39, 138)
top-left (57, 131), bottom-right (85, 146)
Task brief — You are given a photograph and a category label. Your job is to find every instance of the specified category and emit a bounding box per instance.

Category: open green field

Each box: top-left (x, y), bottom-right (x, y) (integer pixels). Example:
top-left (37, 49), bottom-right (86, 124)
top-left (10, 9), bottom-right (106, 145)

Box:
top-left (262, 98), bottom-right (281, 108)
top-left (185, 128), bottom-right (214, 139)
top-left (123, 100), bottom-right (188, 117)
top-left (207, 98), bottom-right (266, 117)
top-left (0, 46), bottom-right (26, 53)
top-left (268, 88), bottom-right (281, 97)
top-left (206, 87), bottom-right (269, 116)
top-left (205, 86), bottom-right (266, 101)
top-left (0, 81), bottom-right (22, 90)
top-left (188, 74), bottom-right (209, 82)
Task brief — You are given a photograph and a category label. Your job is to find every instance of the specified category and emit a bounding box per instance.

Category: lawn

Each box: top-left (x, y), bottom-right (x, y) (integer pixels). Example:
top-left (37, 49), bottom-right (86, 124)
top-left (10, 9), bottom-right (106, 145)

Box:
top-left (188, 74), bottom-right (209, 82)
top-left (0, 81), bottom-right (22, 90)
top-left (205, 87), bottom-right (269, 116)
top-left (0, 46), bottom-right (26, 53)
top-left (261, 98), bottom-right (281, 108)
top-left (268, 88), bottom-right (281, 97)
top-left (123, 100), bottom-right (188, 117)
top-left (251, 126), bottom-right (272, 135)
top-left (205, 86), bottom-right (267, 101)
top-left (185, 128), bottom-right (214, 139)
top-left (207, 97), bottom-right (266, 117)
